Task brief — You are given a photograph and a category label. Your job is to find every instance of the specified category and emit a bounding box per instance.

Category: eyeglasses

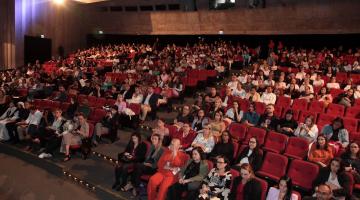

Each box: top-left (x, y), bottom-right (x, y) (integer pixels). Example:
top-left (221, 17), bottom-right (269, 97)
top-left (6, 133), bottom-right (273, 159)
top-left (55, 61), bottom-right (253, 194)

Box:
top-left (216, 161), bottom-right (225, 164)
top-left (249, 141), bottom-right (256, 144)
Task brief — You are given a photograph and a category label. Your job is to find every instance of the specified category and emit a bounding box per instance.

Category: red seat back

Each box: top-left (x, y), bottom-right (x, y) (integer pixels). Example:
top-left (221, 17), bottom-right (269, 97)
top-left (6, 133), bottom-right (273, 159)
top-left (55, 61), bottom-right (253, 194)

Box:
top-left (292, 99), bottom-right (308, 111)
top-left (326, 103), bottom-right (345, 116)
top-left (308, 101), bottom-right (325, 113)
top-left (284, 137), bottom-right (309, 159)
top-left (287, 159), bottom-right (319, 191)
top-left (257, 152), bottom-right (288, 182)
top-left (276, 96), bottom-right (291, 109)
top-left (243, 127), bottom-right (267, 146)
top-left (345, 107), bottom-right (360, 119)
top-left (263, 131), bottom-right (288, 153)
top-left (228, 123), bottom-right (247, 142)
top-left (298, 110), bottom-right (319, 124)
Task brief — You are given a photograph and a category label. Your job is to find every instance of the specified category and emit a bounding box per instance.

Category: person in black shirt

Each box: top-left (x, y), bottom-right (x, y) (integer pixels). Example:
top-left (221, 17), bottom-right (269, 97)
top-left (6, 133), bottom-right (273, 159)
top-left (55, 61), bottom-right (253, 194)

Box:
top-left (277, 109), bottom-right (298, 136)
top-left (174, 105), bottom-right (194, 128)
top-left (258, 104), bottom-right (278, 130)
top-left (209, 131), bottom-right (234, 164)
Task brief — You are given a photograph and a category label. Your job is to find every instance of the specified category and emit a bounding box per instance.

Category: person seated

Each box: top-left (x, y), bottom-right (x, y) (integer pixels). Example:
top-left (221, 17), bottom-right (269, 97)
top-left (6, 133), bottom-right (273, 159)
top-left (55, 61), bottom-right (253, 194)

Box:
top-left (303, 184), bottom-right (334, 200)
top-left (173, 105), bottom-right (193, 129)
top-left (246, 87), bottom-right (261, 102)
top-left (299, 78), bottom-right (314, 94)
top-left (230, 163), bottom-right (262, 200)
top-left (189, 124), bottom-right (215, 154)
top-left (266, 176), bottom-right (299, 200)
top-left (336, 88), bottom-right (355, 107)
top-left (76, 99), bottom-right (91, 119)
top-left (126, 86), bottom-right (143, 104)
top-left (321, 117), bottom-right (349, 153)
top-left (93, 106), bottom-right (119, 145)
top-left (284, 83), bottom-right (300, 99)
top-left (232, 82), bottom-right (247, 99)
top-left (60, 112), bottom-right (89, 161)
top-left (113, 132), bottom-right (147, 191)
top-left (221, 87), bottom-right (234, 108)
top-left (227, 75), bottom-right (239, 91)
top-left (261, 86), bottom-right (277, 105)
top-left (122, 133), bottom-right (164, 196)
top-left (140, 87), bottom-right (161, 121)
top-left (317, 87), bottom-right (333, 107)
top-left (38, 109), bottom-right (67, 159)
top-left (198, 155), bottom-right (232, 200)
top-left (277, 110), bottom-right (298, 136)
top-left (114, 94), bottom-right (127, 113)
top-left (172, 123), bottom-right (197, 150)
top-left (0, 102), bottom-right (19, 141)
top-left (6, 102), bottom-right (30, 144)
top-left (308, 135), bottom-right (334, 167)
top-left (192, 95), bottom-right (208, 113)
top-left (313, 75), bottom-right (325, 87)
top-left (258, 104), bottom-right (278, 130)
top-left (341, 141), bottom-right (360, 184)
top-left (152, 118), bottom-right (170, 146)
top-left (209, 131), bottom-right (234, 164)
top-left (224, 101), bottom-right (243, 124)
top-left (209, 111), bottom-right (226, 142)
top-left (299, 86), bottom-right (314, 102)
top-left (242, 103), bottom-right (260, 127)
top-left (294, 115), bottom-right (318, 143)
top-left (205, 87), bottom-right (219, 104)
top-left (89, 83), bottom-right (104, 98)
top-left (79, 80), bottom-right (92, 95)
top-left (147, 138), bottom-right (187, 200)
top-left (208, 97), bottom-right (224, 119)
top-left (233, 137), bottom-right (263, 172)
top-left (51, 85), bottom-right (68, 102)
top-left (191, 109), bottom-right (209, 132)
top-left (166, 147), bottom-right (209, 200)
top-left (312, 158), bottom-right (352, 199)
top-left (326, 77), bottom-right (340, 90)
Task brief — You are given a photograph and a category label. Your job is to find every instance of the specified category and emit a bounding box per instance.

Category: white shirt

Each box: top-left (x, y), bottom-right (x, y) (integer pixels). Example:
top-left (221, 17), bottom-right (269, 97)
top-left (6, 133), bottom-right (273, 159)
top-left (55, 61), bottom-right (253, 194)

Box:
top-left (227, 81), bottom-right (238, 91)
top-left (326, 83), bottom-right (340, 89)
top-left (143, 93), bottom-right (153, 105)
top-left (313, 79), bottom-right (325, 87)
top-left (266, 187), bottom-right (299, 200)
top-left (239, 149), bottom-right (253, 165)
top-left (127, 94), bottom-right (144, 104)
top-left (238, 75), bottom-right (248, 84)
top-left (25, 110), bottom-right (43, 126)
top-left (261, 92), bottom-right (277, 105)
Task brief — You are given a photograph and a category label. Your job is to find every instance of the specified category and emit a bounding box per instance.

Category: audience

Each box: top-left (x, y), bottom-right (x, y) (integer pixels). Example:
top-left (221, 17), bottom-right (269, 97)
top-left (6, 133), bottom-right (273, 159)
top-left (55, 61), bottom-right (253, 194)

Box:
top-left (266, 176), bottom-right (299, 200)
top-left (233, 137), bottom-right (263, 172)
top-left (308, 135), bottom-right (334, 167)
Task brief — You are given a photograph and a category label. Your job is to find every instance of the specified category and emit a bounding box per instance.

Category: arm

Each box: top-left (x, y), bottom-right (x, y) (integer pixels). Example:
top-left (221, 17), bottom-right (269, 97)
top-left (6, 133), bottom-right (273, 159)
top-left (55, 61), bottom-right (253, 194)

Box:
top-left (187, 161), bottom-right (209, 182)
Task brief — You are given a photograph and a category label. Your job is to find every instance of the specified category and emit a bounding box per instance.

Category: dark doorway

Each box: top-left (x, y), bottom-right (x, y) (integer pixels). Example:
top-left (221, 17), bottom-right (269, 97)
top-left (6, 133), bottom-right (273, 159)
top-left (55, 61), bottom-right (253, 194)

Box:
top-left (24, 35), bottom-right (51, 64)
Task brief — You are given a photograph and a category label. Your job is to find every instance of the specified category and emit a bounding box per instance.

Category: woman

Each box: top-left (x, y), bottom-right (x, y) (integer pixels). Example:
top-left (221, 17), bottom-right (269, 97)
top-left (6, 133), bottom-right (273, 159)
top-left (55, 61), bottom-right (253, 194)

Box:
top-left (121, 134), bottom-right (164, 196)
top-left (317, 87), bottom-right (333, 107)
top-left (245, 87), bottom-right (261, 102)
top-left (190, 124), bottom-right (215, 154)
top-left (337, 89), bottom-right (355, 107)
top-left (322, 117), bottom-right (349, 153)
top-left (230, 163), bottom-right (262, 200)
top-left (0, 90), bottom-right (8, 115)
top-left (299, 86), bottom-right (314, 102)
top-left (113, 132), bottom-right (147, 191)
top-left (266, 176), bottom-right (299, 200)
top-left (153, 118), bottom-right (170, 146)
top-left (209, 111), bottom-right (226, 142)
top-left (294, 115), bottom-right (318, 143)
top-left (166, 147), bottom-right (209, 200)
top-left (233, 137), bottom-right (263, 172)
top-left (60, 113), bottom-right (89, 161)
top-left (209, 131), bottom-right (234, 164)
top-left (198, 155), bottom-right (232, 200)
top-left (341, 142), bottom-right (360, 184)
top-left (308, 135), bottom-right (334, 167)
top-left (191, 109), bottom-right (209, 132)
top-left (114, 94), bottom-right (127, 114)
top-left (313, 158), bottom-right (352, 199)
top-left (224, 101), bottom-right (243, 124)
top-left (208, 97), bottom-right (224, 119)
top-left (147, 138), bottom-right (187, 200)
top-left (242, 103), bottom-right (260, 127)
top-left (284, 83), bottom-right (300, 99)
top-left (277, 110), bottom-right (298, 136)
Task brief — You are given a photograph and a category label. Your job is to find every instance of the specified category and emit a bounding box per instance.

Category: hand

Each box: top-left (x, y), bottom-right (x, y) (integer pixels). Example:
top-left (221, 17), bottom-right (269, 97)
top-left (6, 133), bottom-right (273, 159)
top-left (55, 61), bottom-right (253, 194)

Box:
top-left (179, 178), bottom-right (184, 184)
top-left (143, 162), bottom-right (152, 167)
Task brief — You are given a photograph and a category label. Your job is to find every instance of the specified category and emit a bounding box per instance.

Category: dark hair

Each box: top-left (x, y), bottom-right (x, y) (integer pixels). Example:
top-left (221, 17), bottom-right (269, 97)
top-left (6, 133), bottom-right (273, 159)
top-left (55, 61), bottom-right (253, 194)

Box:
top-left (318, 87), bottom-right (329, 95)
top-left (248, 137), bottom-right (259, 151)
top-left (192, 147), bottom-right (206, 160)
top-left (331, 117), bottom-right (344, 130)
top-left (327, 157), bottom-right (345, 175)
top-left (344, 141), bottom-right (360, 159)
top-left (315, 134), bottom-right (329, 151)
top-left (151, 133), bottom-right (161, 141)
top-left (240, 163), bottom-right (255, 178)
top-left (217, 155), bottom-right (231, 171)
top-left (221, 131), bottom-right (232, 144)
top-left (131, 132), bottom-right (142, 143)
top-left (278, 176), bottom-right (293, 200)
top-left (304, 115), bottom-right (315, 127)
top-left (248, 102), bottom-right (256, 111)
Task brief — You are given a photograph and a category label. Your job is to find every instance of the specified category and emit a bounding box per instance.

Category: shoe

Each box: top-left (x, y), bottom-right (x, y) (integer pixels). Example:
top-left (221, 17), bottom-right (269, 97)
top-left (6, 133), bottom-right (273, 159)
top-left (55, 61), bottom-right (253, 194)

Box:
top-left (43, 153), bottom-right (52, 158)
top-left (38, 153), bottom-right (46, 159)
top-left (63, 155), bottom-right (71, 162)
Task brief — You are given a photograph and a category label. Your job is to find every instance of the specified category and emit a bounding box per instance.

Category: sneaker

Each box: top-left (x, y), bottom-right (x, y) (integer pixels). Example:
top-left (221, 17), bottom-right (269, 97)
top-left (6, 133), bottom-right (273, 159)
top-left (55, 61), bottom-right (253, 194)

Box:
top-left (43, 153), bottom-right (52, 158)
top-left (38, 153), bottom-right (46, 159)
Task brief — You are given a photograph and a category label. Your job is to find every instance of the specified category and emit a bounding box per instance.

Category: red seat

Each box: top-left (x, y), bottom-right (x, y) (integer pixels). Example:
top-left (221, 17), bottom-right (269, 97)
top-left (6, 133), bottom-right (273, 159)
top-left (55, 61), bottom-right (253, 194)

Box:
top-left (77, 94), bottom-right (87, 104)
top-left (88, 108), bottom-right (106, 124)
top-left (276, 96), bottom-right (291, 109)
top-left (106, 98), bottom-right (116, 106)
top-left (298, 110), bottom-right (319, 124)
top-left (165, 124), bottom-right (178, 138)
top-left (274, 105), bottom-right (283, 118)
top-left (308, 101), bottom-right (325, 113)
top-left (345, 107), bottom-right (360, 119)
top-left (228, 123), bottom-right (247, 142)
top-left (230, 169), bottom-right (240, 190)
top-left (263, 131), bottom-right (288, 153)
top-left (70, 123), bottom-right (94, 150)
top-left (88, 96), bottom-right (98, 107)
top-left (255, 177), bottom-right (268, 200)
top-left (283, 137), bottom-right (309, 159)
top-left (282, 108), bottom-right (300, 121)
top-left (287, 159), bottom-right (319, 191)
top-left (232, 141), bottom-right (239, 160)
top-left (292, 99), bottom-right (308, 111)
top-left (342, 117), bottom-right (359, 133)
top-left (128, 103), bottom-right (141, 115)
top-left (327, 103), bottom-right (345, 116)
top-left (350, 74), bottom-right (360, 84)
top-left (355, 99), bottom-right (360, 107)
top-left (60, 102), bottom-right (70, 112)
top-left (336, 72), bottom-right (348, 84)
top-left (254, 102), bottom-right (266, 114)
top-left (317, 113), bottom-right (337, 130)
top-left (329, 88), bottom-right (344, 99)
top-left (256, 152), bottom-right (288, 182)
top-left (96, 98), bottom-right (107, 108)
top-left (243, 127), bottom-right (267, 146)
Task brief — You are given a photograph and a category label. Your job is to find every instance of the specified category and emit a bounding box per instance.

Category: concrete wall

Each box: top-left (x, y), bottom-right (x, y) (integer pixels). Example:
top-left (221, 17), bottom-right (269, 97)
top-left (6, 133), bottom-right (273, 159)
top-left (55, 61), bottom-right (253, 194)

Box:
top-left (88, 0), bottom-right (360, 35)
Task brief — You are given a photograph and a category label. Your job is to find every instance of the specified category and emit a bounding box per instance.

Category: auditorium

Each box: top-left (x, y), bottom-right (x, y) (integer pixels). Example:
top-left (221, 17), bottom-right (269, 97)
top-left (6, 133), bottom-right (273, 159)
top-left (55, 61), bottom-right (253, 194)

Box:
top-left (1, 0), bottom-right (360, 199)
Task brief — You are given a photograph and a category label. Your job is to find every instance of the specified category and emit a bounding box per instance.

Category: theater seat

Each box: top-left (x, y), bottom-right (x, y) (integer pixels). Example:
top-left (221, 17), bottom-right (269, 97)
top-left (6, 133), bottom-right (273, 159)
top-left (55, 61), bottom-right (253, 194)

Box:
top-left (342, 117), bottom-right (359, 133)
top-left (287, 159), bottom-right (319, 191)
top-left (243, 127), bottom-right (267, 146)
top-left (256, 152), bottom-right (288, 182)
top-left (70, 123), bottom-right (94, 150)
top-left (283, 137), bottom-right (309, 160)
top-left (327, 103), bottom-right (345, 116)
top-left (228, 123), bottom-right (247, 142)
top-left (298, 110), bottom-right (319, 124)
top-left (255, 177), bottom-right (268, 200)
top-left (263, 131), bottom-right (288, 153)
top-left (276, 96), bottom-right (291, 109)
top-left (292, 99), bottom-right (308, 111)
top-left (308, 101), bottom-right (325, 113)
top-left (345, 107), bottom-right (360, 119)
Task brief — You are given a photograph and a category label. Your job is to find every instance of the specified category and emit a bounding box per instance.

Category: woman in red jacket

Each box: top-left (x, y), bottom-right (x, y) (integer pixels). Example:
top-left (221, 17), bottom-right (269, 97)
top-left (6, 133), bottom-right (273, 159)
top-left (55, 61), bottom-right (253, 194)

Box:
top-left (147, 138), bottom-right (187, 200)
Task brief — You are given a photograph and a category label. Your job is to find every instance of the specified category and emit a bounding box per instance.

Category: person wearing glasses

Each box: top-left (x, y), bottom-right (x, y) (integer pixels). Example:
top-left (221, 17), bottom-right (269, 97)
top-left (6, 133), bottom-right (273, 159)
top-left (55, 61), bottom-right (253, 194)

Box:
top-left (230, 163), bottom-right (262, 200)
top-left (233, 137), bottom-right (263, 172)
top-left (303, 184), bottom-right (334, 200)
top-left (198, 155), bottom-right (232, 200)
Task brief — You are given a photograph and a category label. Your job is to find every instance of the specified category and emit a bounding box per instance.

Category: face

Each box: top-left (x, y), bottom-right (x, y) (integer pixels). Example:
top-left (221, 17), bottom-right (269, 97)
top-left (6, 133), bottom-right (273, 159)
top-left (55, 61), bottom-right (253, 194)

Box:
top-left (233, 102), bottom-right (238, 108)
top-left (249, 104), bottom-right (255, 112)
top-left (249, 138), bottom-right (257, 150)
top-left (132, 135), bottom-right (139, 144)
top-left (240, 168), bottom-right (251, 181)
top-left (222, 132), bottom-right (230, 142)
top-left (333, 121), bottom-right (342, 130)
top-left (170, 139), bottom-right (181, 151)
top-left (316, 185), bottom-right (332, 200)
top-left (214, 113), bottom-right (221, 121)
top-left (203, 126), bottom-right (210, 136)
top-left (317, 136), bottom-right (326, 146)
top-left (347, 89), bottom-right (354, 96)
top-left (78, 115), bottom-right (85, 123)
top-left (266, 106), bottom-right (274, 114)
top-left (279, 180), bottom-right (288, 193)
top-left (216, 158), bottom-right (227, 170)
top-left (305, 117), bottom-right (313, 126)
top-left (285, 113), bottom-right (293, 120)
top-left (54, 110), bottom-right (62, 118)
top-left (183, 123), bottom-right (190, 132)
top-left (192, 150), bottom-right (201, 162)
top-left (198, 110), bottom-right (205, 117)
top-left (321, 87), bottom-right (326, 94)
top-left (157, 120), bottom-right (164, 127)
top-left (330, 160), bottom-right (340, 173)
top-left (183, 106), bottom-right (190, 115)
top-left (151, 135), bottom-right (160, 146)
top-left (350, 143), bottom-right (359, 154)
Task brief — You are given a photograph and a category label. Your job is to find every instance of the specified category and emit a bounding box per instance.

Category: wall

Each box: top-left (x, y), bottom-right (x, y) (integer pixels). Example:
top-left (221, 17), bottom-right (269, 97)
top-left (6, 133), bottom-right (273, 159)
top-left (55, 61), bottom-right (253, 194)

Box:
top-left (14, 0), bottom-right (90, 67)
top-left (88, 0), bottom-right (360, 35)
top-left (0, 0), bottom-right (16, 69)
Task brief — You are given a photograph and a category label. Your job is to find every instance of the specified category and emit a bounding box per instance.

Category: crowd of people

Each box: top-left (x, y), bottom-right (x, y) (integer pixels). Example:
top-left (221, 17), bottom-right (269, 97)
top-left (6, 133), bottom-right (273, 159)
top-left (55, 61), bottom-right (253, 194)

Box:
top-left (0, 39), bottom-right (359, 200)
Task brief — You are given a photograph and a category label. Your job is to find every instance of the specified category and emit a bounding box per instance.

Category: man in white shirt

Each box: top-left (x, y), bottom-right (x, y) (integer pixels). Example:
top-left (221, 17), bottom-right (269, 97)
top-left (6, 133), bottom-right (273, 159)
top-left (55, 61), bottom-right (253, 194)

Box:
top-left (16, 106), bottom-right (43, 142)
top-left (227, 75), bottom-right (238, 91)
top-left (261, 86), bottom-right (277, 105)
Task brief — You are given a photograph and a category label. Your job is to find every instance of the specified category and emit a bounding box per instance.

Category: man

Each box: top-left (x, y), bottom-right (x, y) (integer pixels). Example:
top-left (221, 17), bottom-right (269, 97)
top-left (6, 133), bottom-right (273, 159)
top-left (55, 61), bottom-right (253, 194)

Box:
top-left (260, 86), bottom-right (277, 105)
top-left (258, 104), bottom-right (278, 130)
top-left (172, 123), bottom-right (196, 150)
top-left (173, 105), bottom-right (193, 128)
top-left (303, 184), bottom-right (334, 200)
top-left (140, 87), bottom-right (161, 121)
top-left (93, 105), bottom-right (119, 145)
top-left (52, 85), bottom-right (68, 102)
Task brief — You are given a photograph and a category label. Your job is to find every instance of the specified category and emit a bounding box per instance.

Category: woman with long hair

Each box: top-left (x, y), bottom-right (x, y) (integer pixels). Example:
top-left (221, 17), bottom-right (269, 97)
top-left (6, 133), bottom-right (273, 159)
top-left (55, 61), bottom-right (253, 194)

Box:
top-left (341, 141), bottom-right (360, 184)
top-left (294, 115), bottom-right (318, 143)
top-left (308, 135), bottom-right (334, 167)
top-left (233, 137), bottom-right (263, 172)
top-left (266, 176), bottom-right (299, 200)
top-left (321, 117), bottom-right (349, 153)
top-left (231, 163), bottom-right (262, 200)
top-left (209, 131), bottom-right (235, 164)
